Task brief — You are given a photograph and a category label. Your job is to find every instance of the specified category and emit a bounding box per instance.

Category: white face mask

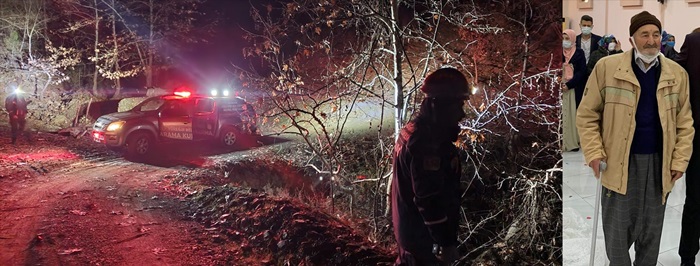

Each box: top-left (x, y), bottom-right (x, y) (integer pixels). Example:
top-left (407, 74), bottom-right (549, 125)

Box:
top-left (563, 40), bottom-right (573, 49)
top-left (608, 43), bottom-right (616, 51)
top-left (581, 26), bottom-right (592, 35)
top-left (630, 37), bottom-right (660, 64)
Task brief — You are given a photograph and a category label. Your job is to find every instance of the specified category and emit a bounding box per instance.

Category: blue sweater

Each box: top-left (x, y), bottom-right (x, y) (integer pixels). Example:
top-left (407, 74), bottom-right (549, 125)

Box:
top-left (630, 57), bottom-right (662, 154)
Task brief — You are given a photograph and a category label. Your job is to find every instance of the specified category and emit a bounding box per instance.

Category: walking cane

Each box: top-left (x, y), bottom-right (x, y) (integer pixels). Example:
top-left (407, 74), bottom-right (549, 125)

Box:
top-left (589, 161), bottom-right (607, 266)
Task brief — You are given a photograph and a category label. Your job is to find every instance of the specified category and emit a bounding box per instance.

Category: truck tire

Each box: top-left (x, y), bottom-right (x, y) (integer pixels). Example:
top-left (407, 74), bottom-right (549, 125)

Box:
top-left (126, 132), bottom-right (153, 158)
top-left (220, 127), bottom-right (238, 147)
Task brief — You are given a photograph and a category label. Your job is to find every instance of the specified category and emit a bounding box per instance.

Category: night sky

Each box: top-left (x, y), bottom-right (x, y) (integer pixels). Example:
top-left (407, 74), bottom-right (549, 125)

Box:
top-left (169, 0), bottom-right (260, 90)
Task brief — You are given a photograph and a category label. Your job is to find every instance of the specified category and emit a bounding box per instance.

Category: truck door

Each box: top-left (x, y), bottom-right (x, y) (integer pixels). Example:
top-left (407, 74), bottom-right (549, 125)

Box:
top-left (158, 99), bottom-right (193, 140)
top-left (192, 98), bottom-right (217, 140)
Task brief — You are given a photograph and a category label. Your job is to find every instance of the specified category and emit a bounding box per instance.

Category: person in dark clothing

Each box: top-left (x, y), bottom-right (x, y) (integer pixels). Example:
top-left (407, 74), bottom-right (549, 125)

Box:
top-left (562, 29), bottom-right (587, 108)
top-left (391, 67), bottom-right (470, 266)
top-left (4, 89), bottom-right (29, 144)
top-left (675, 27), bottom-right (700, 266)
top-left (662, 34), bottom-right (679, 61)
top-left (587, 34), bottom-right (623, 76)
top-left (562, 29), bottom-right (585, 152)
top-left (576, 15), bottom-right (603, 64)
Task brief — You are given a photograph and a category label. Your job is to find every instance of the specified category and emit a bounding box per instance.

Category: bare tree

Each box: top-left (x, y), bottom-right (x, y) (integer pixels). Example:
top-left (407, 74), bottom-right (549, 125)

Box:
top-left (0, 0), bottom-right (80, 96)
top-left (46, 0), bottom-right (207, 96)
top-left (237, 0), bottom-right (562, 263)
top-left (124, 0), bottom-right (208, 87)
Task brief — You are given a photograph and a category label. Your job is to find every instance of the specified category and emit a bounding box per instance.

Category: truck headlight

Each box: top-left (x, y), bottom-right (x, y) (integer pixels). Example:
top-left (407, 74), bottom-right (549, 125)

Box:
top-left (106, 121), bottom-right (125, 132)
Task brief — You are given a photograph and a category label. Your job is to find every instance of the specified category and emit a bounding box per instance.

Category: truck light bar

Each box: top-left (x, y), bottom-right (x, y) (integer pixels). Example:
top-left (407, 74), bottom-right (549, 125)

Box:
top-left (174, 91), bottom-right (191, 98)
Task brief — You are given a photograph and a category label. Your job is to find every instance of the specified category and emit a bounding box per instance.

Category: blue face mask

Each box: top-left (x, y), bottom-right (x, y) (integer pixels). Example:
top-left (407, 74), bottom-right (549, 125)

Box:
top-left (667, 41), bottom-right (675, 48)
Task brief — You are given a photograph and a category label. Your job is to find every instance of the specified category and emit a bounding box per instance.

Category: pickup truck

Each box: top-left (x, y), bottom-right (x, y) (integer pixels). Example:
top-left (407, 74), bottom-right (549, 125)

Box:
top-left (92, 91), bottom-right (257, 159)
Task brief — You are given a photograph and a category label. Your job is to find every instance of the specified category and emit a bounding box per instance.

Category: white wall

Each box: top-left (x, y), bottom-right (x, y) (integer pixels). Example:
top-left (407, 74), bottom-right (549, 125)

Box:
top-left (563, 0), bottom-right (700, 49)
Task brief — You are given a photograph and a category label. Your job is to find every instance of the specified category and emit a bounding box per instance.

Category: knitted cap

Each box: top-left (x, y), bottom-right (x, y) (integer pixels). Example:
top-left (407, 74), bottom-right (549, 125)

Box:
top-left (629, 11), bottom-right (661, 36)
top-left (420, 68), bottom-right (470, 99)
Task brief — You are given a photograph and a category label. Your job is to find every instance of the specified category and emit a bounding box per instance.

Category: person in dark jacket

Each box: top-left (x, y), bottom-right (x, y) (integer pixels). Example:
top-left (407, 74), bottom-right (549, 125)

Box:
top-left (562, 29), bottom-right (585, 152)
top-left (563, 29), bottom-right (587, 108)
top-left (587, 34), bottom-right (623, 76)
top-left (391, 67), bottom-right (470, 266)
top-left (576, 15), bottom-right (603, 64)
top-left (663, 34), bottom-right (679, 61)
top-left (675, 27), bottom-right (700, 266)
top-left (4, 88), bottom-right (29, 144)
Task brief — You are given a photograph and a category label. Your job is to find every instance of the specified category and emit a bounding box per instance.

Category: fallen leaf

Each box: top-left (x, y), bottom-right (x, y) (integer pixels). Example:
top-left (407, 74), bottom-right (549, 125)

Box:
top-left (58, 248), bottom-right (82, 255)
top-left (152, 247), bottom-right (166, 255)
top-left (70, 210), bottom-right (86, 216)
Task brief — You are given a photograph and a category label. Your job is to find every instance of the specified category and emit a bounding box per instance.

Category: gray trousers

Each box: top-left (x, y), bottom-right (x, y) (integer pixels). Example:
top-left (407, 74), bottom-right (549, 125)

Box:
top-left (602, 153), bottom-right (666, 266)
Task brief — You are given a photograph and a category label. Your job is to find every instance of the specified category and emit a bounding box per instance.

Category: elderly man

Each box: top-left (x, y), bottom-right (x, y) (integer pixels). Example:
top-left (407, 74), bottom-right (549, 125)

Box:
top-left (577, 11), bottom-right (694, 265)
top-left (676, 27), bottom-right (700, 266)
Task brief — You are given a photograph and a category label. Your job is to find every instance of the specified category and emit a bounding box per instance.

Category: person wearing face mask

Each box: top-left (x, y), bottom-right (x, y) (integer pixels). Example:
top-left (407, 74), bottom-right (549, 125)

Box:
top-left (674, 26), bottom-right (700, 266)
top-left (587, 34), bottom-right (624, 76)
top-left (576, 15), bottom-right (602, 64)
top-left (577, 11), bottom-right (693, 265)
top-left (662, 34), bottom-right (679, 61)
top-left (562, 29), bottom-right (586, 152)
top-left (391, 68), bottom-right (470, 266)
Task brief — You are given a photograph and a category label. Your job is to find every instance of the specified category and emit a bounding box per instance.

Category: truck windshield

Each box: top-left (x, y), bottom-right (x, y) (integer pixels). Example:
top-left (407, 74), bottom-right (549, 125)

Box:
top-left (134, 98), bottom-right (165, 112)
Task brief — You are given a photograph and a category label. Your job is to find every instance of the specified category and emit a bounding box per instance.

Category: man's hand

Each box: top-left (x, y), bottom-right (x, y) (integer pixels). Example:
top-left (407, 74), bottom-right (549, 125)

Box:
top-left (437, 245), bottom-right (459, 266)
top-left (588, 158), bottom-right (606, 179)
top-left (672, 170), bottom-right (684, 182)
top-left (561, 83), bottom-right (569, 92)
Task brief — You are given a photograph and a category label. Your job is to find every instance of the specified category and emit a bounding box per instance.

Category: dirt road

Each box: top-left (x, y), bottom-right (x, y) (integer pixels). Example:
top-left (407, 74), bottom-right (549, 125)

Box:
top-left (0, 131), bottom-right (243, 265)
top-left (0, 128), bottom-right (394, 265)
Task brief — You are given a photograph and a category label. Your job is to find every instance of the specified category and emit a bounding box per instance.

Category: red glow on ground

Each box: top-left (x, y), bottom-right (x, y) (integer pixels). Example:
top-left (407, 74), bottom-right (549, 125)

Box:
top-left (0, 149), bottom-right (80, 163)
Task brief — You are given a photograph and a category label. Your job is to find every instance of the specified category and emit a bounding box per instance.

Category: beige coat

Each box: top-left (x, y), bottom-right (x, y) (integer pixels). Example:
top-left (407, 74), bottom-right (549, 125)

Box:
top-left (576, 50), bottom-right (694, 204)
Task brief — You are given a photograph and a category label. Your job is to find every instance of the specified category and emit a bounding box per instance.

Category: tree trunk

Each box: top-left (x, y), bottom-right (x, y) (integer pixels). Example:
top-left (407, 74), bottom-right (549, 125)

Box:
top-left (92, 0), bottom-right (99, 96)
top-left (146, 0), bottom-right (154, 87)
top-left (111, 3), bottom-right (121, 98)
top-left (390, 0), bottom-right (403, 140)
top-left (386, 0), bottom-right (403, 217)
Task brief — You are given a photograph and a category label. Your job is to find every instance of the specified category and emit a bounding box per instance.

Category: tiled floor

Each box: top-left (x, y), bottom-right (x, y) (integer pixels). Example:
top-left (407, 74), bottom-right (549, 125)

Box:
top-left (562, 150), bottom-right (699, 266)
